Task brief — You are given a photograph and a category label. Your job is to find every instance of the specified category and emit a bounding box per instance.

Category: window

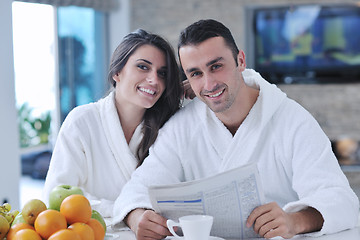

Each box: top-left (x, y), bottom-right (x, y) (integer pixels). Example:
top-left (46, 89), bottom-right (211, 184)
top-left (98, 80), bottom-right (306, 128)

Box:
top-left (58, 6), bottom-right (108, 122)
top-left (12, 2), bottom-right (108, 148)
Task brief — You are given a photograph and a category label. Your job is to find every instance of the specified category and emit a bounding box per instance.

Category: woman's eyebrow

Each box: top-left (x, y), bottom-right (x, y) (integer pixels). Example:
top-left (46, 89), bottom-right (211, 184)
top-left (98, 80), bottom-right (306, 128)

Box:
top-left (136, 59), bottom-right (152, 64)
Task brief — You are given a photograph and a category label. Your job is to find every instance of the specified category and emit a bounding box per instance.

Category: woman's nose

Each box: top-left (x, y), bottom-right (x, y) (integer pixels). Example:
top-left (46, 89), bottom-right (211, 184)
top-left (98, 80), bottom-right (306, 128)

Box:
top-left (146, 71), bottom-right (159, 84)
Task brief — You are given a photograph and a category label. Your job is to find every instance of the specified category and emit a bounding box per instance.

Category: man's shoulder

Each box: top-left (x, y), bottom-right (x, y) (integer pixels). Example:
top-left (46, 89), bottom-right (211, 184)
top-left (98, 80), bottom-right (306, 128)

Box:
top-left (275, 98), bottom-right (313, 121)
top-left (172, 98), bottom-right (204, 120)
top-left (160, 98), bottom-right (205, 132)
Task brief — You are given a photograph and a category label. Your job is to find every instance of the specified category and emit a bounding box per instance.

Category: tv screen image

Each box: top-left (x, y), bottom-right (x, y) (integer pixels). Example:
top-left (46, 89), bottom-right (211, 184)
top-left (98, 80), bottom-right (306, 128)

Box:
top-left (254, 5), bottom-right (360, 83)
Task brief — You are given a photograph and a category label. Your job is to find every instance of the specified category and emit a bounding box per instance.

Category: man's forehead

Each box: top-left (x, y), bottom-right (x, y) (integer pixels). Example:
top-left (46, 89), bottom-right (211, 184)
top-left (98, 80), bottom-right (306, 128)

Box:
top-left (179, 37), bottom-right (225, 54)
top-left (179, 37), bottom-right (228, 70)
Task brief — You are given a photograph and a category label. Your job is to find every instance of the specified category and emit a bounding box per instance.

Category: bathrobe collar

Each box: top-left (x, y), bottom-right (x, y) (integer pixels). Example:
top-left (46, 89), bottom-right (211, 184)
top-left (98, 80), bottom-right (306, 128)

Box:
top-left (194, 69), bottom-right (287, 170)
top-left (96, 91), bottom-right (142, 180)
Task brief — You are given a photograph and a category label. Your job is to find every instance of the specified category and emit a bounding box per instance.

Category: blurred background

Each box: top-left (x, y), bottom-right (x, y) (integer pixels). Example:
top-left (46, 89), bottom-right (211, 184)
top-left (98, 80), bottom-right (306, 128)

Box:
top-left (1, 0), bottom-right (360, 210)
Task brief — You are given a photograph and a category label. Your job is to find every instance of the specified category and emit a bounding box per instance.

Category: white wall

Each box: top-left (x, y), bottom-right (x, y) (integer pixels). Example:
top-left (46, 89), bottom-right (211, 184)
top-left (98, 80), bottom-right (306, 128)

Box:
top-left (108, 0), bottom-right (131, 55)
top-left (0, 0), bottom-right (21, 209)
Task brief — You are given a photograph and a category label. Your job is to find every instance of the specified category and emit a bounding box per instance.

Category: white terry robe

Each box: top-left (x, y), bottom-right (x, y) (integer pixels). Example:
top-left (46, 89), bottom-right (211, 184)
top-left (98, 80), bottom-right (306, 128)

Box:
top-left (43, 91), bottom-right (141, 217)
top-left (113, 69), bottom-right (359, 236)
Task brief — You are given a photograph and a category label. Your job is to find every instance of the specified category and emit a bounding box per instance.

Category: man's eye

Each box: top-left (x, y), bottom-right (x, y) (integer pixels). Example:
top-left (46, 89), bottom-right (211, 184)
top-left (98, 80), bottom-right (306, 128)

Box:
top-left (211, 64), bottom-right (222, 71)
top-left (190, 71), bottom-right (202, 78)
top-left (137, 64), bottom-right (148, 70)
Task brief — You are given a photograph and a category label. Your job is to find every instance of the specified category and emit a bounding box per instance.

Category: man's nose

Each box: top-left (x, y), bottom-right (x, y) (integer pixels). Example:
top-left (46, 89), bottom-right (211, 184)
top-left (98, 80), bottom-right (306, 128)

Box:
top-left (203, 74), bottom-right (216, 91)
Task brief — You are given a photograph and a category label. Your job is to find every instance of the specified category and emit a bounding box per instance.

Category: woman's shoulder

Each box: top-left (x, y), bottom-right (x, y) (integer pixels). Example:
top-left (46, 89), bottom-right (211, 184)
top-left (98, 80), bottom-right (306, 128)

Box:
top-left (65, 102), bottom-right (97, 122)
top-left (65, 93), bottom-right (113, 124)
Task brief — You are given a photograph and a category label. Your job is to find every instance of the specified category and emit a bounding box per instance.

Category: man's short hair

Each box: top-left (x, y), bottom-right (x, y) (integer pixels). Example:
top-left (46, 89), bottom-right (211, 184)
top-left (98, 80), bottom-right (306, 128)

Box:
top-left (178, 19), bottom-right (239, 65)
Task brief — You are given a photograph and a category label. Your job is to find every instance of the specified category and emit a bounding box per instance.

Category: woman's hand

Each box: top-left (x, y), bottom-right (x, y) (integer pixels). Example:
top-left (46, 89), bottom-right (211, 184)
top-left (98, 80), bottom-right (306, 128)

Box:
top-left (182, 79), bottom-right (196, 100)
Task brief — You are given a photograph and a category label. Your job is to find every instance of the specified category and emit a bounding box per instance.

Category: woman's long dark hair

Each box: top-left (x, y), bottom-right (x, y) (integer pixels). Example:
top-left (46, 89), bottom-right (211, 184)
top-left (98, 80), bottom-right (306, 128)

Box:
top-left (108, 29), bottom-right (182, 166)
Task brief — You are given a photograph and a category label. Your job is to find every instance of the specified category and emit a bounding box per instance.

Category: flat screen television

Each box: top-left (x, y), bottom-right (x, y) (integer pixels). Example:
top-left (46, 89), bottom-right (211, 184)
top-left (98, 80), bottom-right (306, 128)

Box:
top-left (253, 4), bottom-right (360, 84)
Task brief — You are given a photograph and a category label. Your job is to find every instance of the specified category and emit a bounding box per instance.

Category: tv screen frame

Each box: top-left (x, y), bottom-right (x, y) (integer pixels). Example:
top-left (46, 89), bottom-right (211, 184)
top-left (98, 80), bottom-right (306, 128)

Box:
top-left (248, 4), bottom-right (360, 84)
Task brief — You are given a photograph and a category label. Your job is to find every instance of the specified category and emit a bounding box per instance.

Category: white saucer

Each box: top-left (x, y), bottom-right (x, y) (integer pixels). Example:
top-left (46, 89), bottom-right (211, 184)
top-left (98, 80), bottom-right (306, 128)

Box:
top-left (209, 237), bottom-right (224, 240)
top-left (167, 236), bottom-right (224, 240)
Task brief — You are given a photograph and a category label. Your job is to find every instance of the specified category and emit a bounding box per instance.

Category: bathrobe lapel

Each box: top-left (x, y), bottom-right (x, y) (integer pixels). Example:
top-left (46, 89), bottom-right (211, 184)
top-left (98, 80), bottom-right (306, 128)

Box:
top-left (97, 91), bottom-right (140, 182)
top-left (199, 69), bottom-right (287, 171)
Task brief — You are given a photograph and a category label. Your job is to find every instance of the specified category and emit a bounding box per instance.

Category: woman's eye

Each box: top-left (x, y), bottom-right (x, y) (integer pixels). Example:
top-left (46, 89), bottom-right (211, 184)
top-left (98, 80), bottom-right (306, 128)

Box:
top-left (137, 64), bottom-right (148, 70)
top-left (158, 70), bottom-right (167, 79)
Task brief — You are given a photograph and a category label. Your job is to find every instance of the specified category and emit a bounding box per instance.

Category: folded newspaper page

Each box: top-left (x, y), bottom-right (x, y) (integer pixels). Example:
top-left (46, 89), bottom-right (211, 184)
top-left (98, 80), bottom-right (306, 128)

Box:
top-left (148, 162), bottom-right (265, 239)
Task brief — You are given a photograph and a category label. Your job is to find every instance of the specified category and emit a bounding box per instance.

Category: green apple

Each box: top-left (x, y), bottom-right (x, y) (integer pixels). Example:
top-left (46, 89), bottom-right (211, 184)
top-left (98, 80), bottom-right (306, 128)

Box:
top-left (91, 209), bottom-right (106, 232)
top-left (11, 212), bottom-right (26, 226)
top-left (22, 199), bottom-right (47, 225)
top-left (48, 185), bottom-right (84, 211)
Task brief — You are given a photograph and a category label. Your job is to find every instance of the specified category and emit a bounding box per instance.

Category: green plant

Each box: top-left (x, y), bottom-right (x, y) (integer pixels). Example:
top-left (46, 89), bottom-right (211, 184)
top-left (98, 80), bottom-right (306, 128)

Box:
top-left (17, 103), bottom-right (51, 148)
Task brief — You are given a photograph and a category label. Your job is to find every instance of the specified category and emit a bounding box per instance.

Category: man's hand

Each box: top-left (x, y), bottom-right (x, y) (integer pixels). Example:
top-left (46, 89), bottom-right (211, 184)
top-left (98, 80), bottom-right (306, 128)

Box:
top-left (246, 202), bottom-right (323, 239)
top-left (125, 208), bottom-right (172, 240)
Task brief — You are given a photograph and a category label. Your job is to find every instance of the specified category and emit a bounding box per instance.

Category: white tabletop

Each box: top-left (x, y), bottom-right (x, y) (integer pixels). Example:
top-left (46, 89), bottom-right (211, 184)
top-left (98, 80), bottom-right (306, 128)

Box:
top-left (105, 226), bottom-right (360, 240)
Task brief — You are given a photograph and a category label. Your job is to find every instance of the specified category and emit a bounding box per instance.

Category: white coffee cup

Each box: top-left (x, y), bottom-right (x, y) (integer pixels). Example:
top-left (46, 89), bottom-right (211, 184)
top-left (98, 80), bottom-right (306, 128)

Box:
top-left (167, 215), bottom-right (213, 240)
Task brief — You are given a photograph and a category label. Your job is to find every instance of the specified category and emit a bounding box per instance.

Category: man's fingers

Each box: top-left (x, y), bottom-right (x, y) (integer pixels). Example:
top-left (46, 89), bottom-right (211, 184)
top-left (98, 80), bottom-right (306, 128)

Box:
top-left (257, 219), bottom-right (278, 237)
top-left (253, 213), bottom-right (273, 233)
top-left (247, 203), bottom-right (273, 228)
top-left (143, 210), bottom-right (172, 236)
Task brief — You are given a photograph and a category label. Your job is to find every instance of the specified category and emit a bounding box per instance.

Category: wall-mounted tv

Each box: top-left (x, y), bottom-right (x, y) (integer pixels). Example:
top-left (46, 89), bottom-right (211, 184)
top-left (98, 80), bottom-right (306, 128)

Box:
top-left (253, 4), bottom-right (360, 84)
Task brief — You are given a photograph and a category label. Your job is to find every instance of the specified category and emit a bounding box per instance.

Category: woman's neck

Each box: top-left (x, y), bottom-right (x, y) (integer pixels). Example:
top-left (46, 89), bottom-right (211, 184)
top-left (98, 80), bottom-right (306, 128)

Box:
top-left (115, 95), bottom-right (145, 144)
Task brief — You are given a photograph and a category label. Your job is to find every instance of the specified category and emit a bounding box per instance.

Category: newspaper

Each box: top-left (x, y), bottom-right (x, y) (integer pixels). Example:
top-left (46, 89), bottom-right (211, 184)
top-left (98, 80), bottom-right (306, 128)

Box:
top-left (148, 162), bottom-right (265, 239)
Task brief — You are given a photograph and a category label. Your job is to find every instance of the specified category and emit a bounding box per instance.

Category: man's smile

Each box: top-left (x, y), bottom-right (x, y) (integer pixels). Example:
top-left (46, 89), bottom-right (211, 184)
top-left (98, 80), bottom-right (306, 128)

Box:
top-left (207, 89), bottom-right (224, 98)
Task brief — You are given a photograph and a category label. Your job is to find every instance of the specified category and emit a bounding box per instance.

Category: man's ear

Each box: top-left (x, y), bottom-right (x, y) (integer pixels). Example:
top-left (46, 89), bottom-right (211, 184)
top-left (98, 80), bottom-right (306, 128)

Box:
top-left (237, 50), bottom-right (246, 71)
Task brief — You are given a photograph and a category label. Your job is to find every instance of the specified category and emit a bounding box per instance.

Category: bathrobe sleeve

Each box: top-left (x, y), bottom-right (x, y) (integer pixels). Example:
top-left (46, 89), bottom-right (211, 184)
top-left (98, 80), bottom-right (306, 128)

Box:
top-left (111, 101), bottom-right (205, 226)
top-left (43, 108), bottom-right (118, 217)
top-left (276, 100), bottom-right (359, 236)
top-left (112, 119), bottom-right (186, 225)
top-left (43, 108), bottom-right (90, 202)
top-left (44, 91), bottom-right (139, 218)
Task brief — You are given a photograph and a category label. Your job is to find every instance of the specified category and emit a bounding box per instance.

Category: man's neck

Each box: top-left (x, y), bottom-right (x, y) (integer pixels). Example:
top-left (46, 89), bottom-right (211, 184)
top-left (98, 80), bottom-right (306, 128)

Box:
top-left (216, 87), bottom-right (259, 136)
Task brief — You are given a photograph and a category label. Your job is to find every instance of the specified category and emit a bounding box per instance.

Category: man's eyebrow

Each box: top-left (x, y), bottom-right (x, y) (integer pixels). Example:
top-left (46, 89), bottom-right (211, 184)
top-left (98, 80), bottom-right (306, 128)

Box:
top-left (185, 57), bottom-right (224, 74)
top-left (186, 67), bottom-right (199, 74)
top-left (206, 57), bottom-right (223, 67)
top-left (137, 59), bottom-right (152, 64)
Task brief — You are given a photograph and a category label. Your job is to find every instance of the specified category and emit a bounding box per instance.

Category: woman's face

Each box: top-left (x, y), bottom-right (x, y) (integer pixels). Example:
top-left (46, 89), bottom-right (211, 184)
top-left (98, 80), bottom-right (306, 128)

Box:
top-left (113, 44), bottom-right (167, 110)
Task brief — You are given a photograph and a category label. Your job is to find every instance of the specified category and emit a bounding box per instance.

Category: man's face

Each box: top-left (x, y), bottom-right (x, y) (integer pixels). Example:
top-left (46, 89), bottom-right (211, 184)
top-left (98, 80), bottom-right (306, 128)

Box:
top-left (179, 37), bottom-right (246, 114)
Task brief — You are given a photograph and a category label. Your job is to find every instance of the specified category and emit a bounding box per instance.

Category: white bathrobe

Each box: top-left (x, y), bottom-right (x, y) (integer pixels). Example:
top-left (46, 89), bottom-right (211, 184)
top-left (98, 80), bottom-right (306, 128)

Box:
top-left (43, 91), bottom-right (142, 217)
top-left (113, 69), bottom-right (359, 236)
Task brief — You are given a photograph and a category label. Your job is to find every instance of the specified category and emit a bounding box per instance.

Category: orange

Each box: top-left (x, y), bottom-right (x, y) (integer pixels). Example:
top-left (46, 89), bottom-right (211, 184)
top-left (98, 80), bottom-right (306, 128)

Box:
top-left (7, 223), bottom-right (35, 240)
top-left (34, 209), bottom-right (67, 239)
top-left (13, 228), bottom-right (42, 240)
top-left (68, 222), bottom-right (95, 240)
top-left (48, 229), bottom-right (82, 240)
top-left (60, 194), bottom-right (92, 224)
top-left (87, 218), bottom-right (105, 240)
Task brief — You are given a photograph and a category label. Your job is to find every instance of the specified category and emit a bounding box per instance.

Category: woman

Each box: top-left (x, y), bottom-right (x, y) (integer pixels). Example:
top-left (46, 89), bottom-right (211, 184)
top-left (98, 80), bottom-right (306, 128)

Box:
top-left (43, 29), bottom-right (182, 217)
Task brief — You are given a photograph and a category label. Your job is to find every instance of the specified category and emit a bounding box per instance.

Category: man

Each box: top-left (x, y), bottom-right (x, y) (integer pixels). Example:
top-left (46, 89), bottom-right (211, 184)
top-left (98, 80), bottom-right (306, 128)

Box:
top-left (113, 19), bottom-right (359, 240)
